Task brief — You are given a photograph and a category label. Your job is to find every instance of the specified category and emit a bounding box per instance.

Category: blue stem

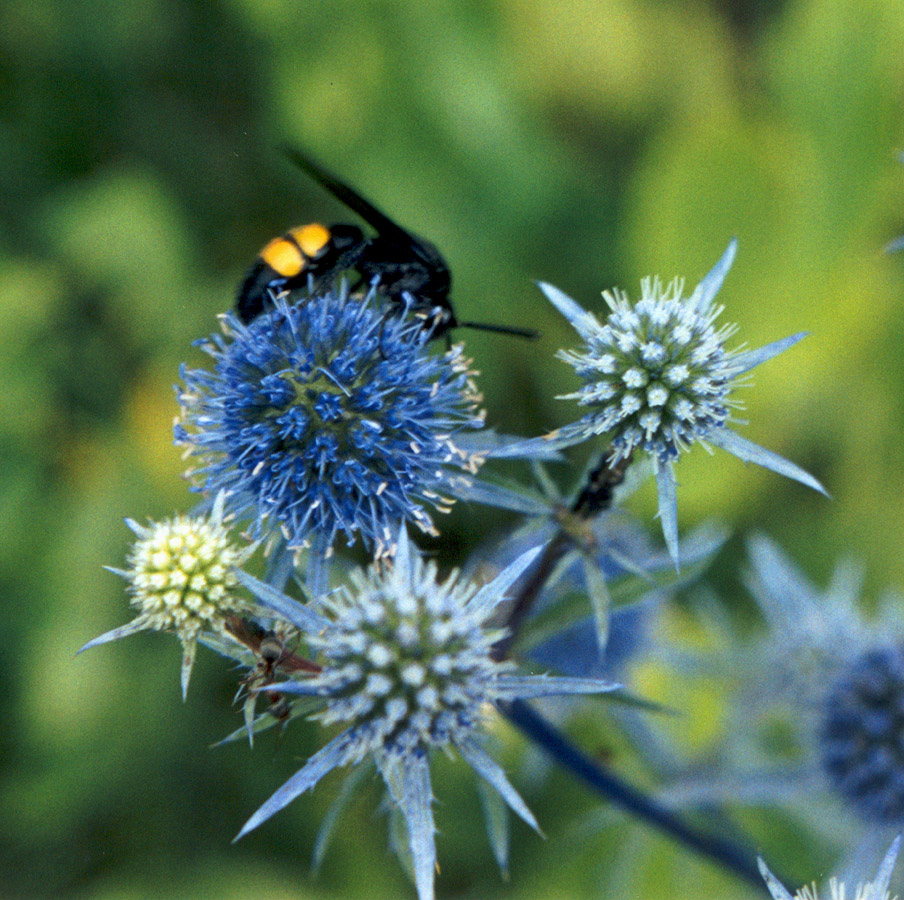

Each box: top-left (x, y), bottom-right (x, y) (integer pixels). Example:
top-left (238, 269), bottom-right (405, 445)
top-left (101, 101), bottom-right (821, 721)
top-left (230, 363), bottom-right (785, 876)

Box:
top-left (503, 699), bottom-right (767, 888)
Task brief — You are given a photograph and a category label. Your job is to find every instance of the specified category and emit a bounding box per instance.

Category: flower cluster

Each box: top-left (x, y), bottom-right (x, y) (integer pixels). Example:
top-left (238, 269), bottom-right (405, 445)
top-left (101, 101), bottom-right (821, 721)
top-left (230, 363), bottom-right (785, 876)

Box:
top-left (529, 242), bottom-right (825, 561)
top-left (550, 254), bottom-right (742, 466)
top-left (653, 536), bottom-right (904, 884)
top-left (82, 236), bottom-right (848, 900)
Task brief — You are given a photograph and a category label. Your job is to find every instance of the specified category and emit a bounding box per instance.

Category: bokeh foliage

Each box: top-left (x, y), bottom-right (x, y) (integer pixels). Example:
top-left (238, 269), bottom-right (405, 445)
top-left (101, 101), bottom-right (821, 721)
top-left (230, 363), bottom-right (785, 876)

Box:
top-left (2, 0), bottom-right (903, 897)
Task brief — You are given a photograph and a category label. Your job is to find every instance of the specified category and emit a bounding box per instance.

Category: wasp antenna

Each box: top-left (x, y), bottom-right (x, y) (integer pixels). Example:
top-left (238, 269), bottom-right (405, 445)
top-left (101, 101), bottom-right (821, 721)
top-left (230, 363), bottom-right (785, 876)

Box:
top-left (459, 321), bottom-right (540, 340)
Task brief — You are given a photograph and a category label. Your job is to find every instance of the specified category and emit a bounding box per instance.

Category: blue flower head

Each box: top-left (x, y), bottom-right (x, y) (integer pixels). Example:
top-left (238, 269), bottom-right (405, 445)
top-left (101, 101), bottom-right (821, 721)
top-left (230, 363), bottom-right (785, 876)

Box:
top-left (821, 647), bottom-right (904, 823)
top-left (233, 524), bottom-right (620, 900)
top-left (535, 242), bottom-right (826, 563)
top-left (657, 537), bottom-right (904, 873)
top-left (176, 285), bottom-right (486, 567)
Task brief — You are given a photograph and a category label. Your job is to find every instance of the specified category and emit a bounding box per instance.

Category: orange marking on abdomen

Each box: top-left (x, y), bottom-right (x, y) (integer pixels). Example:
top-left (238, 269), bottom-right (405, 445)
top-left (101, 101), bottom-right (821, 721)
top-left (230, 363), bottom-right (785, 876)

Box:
top-left (260, 236), bottom-right (305, 277)
top-left (289, 223), bottom-right (331, 259)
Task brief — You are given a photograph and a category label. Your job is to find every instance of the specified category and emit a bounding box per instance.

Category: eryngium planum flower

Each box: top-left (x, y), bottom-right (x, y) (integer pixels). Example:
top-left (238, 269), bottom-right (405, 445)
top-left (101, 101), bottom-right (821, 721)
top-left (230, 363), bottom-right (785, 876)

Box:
top-left (79, 493), bottom-right (253, 698)
top-left (233, 525), bottom-right (621, 900)
top-left (176, 286), bottom-right (485, 568)
top-left (656, 536), bottom-right (904, 876)
top-left (759, 834), bottom-right (901, 900)
top-left (821, 645), bottom-right (904, 823)
top-left (529, 241), bottom-right (825, 562)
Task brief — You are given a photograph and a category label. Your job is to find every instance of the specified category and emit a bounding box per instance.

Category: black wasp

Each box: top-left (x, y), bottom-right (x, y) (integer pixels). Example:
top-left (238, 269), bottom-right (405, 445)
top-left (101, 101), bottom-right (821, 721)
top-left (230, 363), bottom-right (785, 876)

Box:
top-left (236, 147), bottom-right (539, 342)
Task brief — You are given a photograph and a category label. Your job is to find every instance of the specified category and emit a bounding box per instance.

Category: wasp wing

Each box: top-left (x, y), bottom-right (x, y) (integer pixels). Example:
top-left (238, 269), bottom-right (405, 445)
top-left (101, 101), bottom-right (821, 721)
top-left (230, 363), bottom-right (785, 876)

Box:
top-left (281, 146), bottom-right (414, 241)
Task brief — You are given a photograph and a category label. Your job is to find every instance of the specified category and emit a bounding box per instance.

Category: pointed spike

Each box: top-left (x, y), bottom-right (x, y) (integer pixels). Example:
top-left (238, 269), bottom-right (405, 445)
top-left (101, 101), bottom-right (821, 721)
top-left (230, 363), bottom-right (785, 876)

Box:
top-left (124, 517), bottom-right (151, 538)
top-left (489, 675), bottom-right (622, 700)
top-left (394, 521), bottom-right (412, 579)
top-left (77, 620), bottom-right (148, 655)
top-left (234, 730), bottom-right (352, 841)
top-left (537, 281), bottom-right (600, 342)
top-left (475, 778), bottom-right (510, 878)
top-left (466, 544), bottom-right (546, 619)
top-left (582, 557), bottom-right (611, 658)
top-left (180, 641), bottom-right (196, 701)
top-left (705, 427), bottom-right (829, 497)
top-left (654, 460), bottom-right (680, 569)
top-left (730, 332), bottom-right (808, 376)
top-left (397, 754), bottom-right (437, 900)
top-left (458, 737), bottom-right (541, 835)
top-left (870, 833), bottom-right (902, 897)
top-left (692, 239), bottom-right (737, 313)
top-left (757, 857), bottom-right (795, 900)
top-left (234, 569), bottom-right (331, 634)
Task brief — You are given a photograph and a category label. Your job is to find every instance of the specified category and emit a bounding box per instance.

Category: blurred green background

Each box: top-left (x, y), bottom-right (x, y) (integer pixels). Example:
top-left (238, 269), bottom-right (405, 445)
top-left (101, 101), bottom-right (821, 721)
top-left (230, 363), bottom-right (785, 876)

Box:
top-left (3, 0), bottom-right (904, 897)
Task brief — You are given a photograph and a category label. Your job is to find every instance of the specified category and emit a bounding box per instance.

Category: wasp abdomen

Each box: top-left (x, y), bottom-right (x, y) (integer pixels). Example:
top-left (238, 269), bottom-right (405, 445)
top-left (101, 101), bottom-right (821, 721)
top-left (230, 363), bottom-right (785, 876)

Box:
top-left (236, 222), bottom-right (363, 324)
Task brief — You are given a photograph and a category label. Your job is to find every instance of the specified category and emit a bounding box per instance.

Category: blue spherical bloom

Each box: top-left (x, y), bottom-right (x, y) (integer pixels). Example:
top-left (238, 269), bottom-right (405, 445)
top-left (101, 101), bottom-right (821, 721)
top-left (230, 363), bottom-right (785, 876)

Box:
top-left (231, 525), bottom-right (622, 900)
top-left (821, 645), bottom-right (904, 823)
top-left (656, 536), bottom-right (904, 877)
top-left (176, 287), bottom-right (486, 564)
top-left (517, 241), bottom-right (826, 564)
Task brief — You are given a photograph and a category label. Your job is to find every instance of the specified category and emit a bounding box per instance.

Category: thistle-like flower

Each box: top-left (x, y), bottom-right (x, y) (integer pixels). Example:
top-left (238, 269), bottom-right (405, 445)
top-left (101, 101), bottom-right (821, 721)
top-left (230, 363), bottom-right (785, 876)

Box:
top-left (175, 285), bottom-right (489, 582)
top-left (232, 524), bottom-right (621, 900)
top-left (821, 647), bottom-right (904, 823)
top-left (742, 538), bottom-right (904, 828)
top-left (656, 537), bottom-right (904, 879)
top-left (759, 834), bottom-right (901, 900)
top-left (79, 493), bottom-right (254, 698)
top-left (531, 241), bottom-right (825, 562)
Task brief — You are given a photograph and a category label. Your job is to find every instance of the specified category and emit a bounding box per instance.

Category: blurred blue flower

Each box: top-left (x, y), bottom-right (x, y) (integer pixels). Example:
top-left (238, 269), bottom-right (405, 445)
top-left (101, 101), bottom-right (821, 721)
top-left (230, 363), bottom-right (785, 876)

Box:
top-left (525, 242), bottom-right (826, 563)
top-left (821, 646), bottom-right (904, 823)
top-left (657, 537), bottom-right (904, 881)
top-left (759, 833), bottom-right (901, 900)
top-left (177, 286), bottom-right (493, 581)
top-left (525, 520), bottom-right (726, 679)
top-left (233, 524), bottom-right (621, 900)
top-left (468, 494), bottom-right (726, 670)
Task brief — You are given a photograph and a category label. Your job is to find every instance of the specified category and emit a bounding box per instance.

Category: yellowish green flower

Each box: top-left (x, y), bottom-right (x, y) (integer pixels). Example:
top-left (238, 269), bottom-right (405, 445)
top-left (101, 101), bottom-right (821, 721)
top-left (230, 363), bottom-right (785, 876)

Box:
top-left (80, 493), bottom-right (254, 698)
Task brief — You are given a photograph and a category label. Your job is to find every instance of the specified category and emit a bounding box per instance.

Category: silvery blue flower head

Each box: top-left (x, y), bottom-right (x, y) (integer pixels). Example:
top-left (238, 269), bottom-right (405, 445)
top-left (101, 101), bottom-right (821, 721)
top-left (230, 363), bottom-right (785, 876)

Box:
top-left (233, 524), bottom-right (621, 900)
top-left (759, 834), bottom-right (901, 900)
top-left (535, 242), bottom-right (826, 563)
top-left (658, 537), bottom-right (904, 877)
top-left (175, 284), bottom-right (486, 572)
